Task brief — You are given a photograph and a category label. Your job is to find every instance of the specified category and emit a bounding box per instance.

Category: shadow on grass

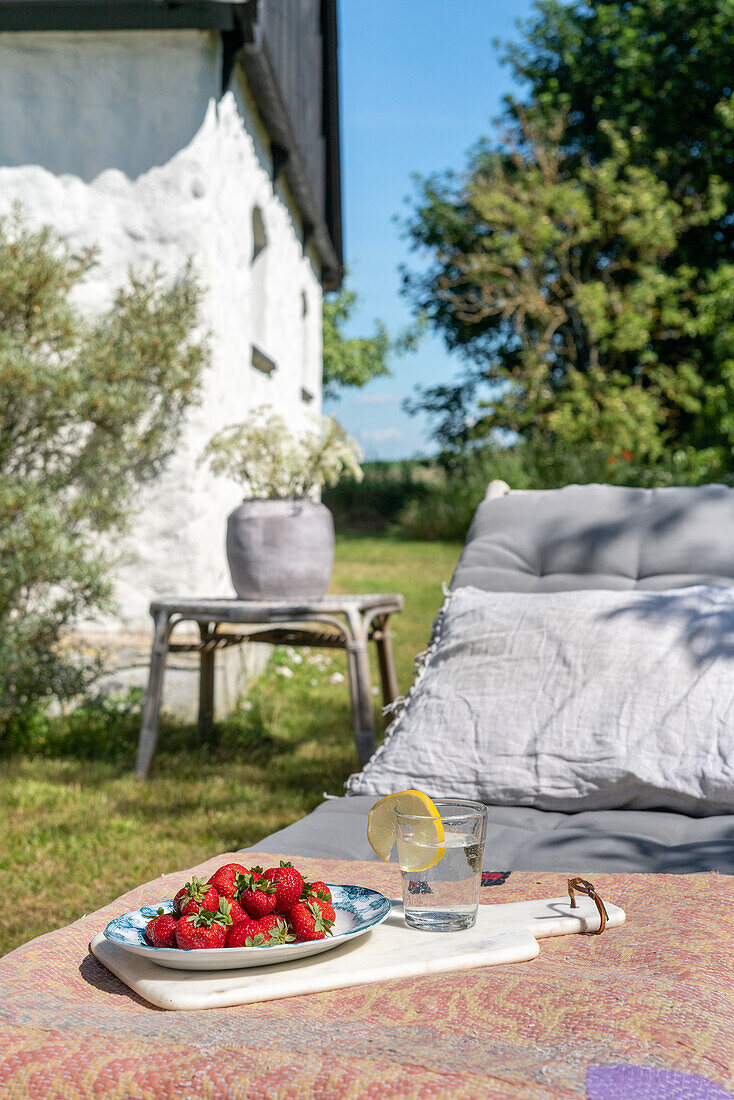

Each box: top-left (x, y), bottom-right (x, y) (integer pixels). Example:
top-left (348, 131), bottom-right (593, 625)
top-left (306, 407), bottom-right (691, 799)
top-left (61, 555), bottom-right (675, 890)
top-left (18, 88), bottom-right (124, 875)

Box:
top-left (2, 667), bottom-right (364, 803)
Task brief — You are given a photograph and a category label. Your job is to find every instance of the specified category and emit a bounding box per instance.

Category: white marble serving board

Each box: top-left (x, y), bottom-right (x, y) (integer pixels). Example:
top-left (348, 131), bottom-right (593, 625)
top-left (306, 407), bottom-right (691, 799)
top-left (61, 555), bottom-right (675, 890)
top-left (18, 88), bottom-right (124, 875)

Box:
top-left (90, 894), bottom-right (625, 1011)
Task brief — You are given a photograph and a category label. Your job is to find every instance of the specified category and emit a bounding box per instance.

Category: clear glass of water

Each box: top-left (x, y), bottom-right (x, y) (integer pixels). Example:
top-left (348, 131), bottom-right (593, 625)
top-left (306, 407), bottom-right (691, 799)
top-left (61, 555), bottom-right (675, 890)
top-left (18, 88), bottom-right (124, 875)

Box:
top-left (395, 798), bottom-right (487, 932)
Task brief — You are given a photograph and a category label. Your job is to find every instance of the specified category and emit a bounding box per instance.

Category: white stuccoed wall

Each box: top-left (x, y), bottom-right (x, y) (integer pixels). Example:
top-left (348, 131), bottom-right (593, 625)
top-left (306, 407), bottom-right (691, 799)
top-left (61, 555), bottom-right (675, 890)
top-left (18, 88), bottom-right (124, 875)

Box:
top-left (0, 30), bottom-right (324, 712)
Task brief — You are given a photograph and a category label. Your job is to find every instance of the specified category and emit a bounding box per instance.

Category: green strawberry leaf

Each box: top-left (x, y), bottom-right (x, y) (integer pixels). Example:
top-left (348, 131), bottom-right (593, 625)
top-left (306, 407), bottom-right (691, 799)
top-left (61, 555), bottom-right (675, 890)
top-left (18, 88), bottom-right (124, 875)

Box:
top-left (244, 933), bottom-right (268, 947)
top-left (191, 909), bottom-right (217, 929)
top-left (214, 898), bottom-right (234, 926)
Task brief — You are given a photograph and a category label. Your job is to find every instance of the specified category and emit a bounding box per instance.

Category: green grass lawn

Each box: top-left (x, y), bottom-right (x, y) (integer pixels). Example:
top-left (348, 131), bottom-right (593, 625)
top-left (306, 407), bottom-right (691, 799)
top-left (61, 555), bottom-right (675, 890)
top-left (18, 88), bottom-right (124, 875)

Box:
top-left (0, 536), bottom-right (461, 957)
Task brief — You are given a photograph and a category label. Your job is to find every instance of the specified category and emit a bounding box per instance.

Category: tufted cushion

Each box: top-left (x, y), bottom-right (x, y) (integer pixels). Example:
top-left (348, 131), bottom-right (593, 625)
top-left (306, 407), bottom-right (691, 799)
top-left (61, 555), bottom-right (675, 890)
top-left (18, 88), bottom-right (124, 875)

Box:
top-left (452, 483), bottom-right (734, 593)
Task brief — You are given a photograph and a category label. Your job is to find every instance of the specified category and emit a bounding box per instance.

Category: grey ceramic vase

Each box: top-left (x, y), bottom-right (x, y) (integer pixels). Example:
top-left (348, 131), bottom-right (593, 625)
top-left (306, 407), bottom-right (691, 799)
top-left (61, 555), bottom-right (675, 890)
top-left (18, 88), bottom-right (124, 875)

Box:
top-left (226, 498), bottom-right (335, 600)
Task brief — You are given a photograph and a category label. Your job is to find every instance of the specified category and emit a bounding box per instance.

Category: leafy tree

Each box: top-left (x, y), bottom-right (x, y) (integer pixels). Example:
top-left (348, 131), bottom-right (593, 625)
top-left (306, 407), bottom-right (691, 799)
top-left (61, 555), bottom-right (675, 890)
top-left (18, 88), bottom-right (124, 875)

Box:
top-left (503, 1), bottom-right (734, 203)
top-left (322, 283), bottom-right (421, 399)
top-left (404, 1), bottom-right (734, 480)
top-left (0, 209), bottom-right (207, 734)
top-left (403, 111), bottom-right (734, 477)
top-left (322, 285), bottom-right (391, 398)
top-left (404, 1), bottom-right (734, 477)
top-left (502, 0), bottom-right (734, 348)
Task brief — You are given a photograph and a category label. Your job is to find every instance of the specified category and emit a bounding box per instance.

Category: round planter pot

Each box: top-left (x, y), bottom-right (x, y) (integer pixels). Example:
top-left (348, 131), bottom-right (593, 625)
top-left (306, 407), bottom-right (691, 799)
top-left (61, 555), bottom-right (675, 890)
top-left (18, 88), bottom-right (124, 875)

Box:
top-left (226, 498), bottom-right (335, 600)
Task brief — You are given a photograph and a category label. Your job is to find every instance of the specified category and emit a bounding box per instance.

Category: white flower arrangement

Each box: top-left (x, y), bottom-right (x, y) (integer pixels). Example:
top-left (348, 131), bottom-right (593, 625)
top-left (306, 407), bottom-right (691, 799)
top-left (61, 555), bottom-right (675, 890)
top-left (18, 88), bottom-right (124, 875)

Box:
top-left (202, 406), bottom-right (363, 499)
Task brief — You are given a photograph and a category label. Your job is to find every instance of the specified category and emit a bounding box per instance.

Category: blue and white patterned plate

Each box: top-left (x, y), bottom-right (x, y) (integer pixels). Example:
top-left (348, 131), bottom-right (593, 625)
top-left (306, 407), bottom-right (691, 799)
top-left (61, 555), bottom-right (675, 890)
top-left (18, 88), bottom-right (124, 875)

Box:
top-left (103, 884), bottom-right (391, 971)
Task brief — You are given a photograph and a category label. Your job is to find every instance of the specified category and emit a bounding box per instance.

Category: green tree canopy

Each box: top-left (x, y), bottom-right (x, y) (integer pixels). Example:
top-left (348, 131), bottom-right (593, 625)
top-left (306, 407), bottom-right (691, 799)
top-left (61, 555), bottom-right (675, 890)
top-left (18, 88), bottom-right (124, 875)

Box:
top-left (405, 113), bottom-right (732, 474)
top-left (322, 285), bottom-right (391, 398)
top-left (504, 1), bottom-right (734, 199)
top-left (404, 0), bottom-right (734, 482)
top-left (322, 283), bottom-right (422, 400)
top-left (0, 210), bottom-right (207, 732)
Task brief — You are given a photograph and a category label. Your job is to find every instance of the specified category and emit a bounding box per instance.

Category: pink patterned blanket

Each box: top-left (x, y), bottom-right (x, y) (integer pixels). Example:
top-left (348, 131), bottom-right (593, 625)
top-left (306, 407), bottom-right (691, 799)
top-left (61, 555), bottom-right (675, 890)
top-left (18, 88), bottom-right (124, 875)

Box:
top-left (0, 852), bottom-right (732, 1099)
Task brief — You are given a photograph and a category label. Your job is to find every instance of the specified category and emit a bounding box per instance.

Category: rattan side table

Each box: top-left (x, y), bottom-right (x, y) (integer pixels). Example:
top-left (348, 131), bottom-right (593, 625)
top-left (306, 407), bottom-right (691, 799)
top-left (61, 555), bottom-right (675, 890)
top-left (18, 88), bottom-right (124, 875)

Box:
top-left (135, 594), bottom-right (404, 778)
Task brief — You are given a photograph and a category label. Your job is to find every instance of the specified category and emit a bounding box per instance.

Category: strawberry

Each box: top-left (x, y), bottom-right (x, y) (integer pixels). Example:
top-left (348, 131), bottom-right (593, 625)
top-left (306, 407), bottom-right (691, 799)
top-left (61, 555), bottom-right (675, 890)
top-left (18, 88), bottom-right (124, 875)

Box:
top-left (257, 913), bottom-right (282, 935)
top-left (301, 880), bottom-right (332, 905)
top-left (228, 898), bottom-right (249, 925)
top-left (173, 875), bottom-right (218, 917)
top-left (226, 917), bottom-right (264, 948)
top-left (262, 861), bottom-right (304, 911)
top-left (176, 898), bottom-right (232, 950)
top-left (228, 915), bottom-right (296, 948)
top-left (238, 870), bottom-right (277, 919)
top-left (207, 863), bottom-right (250, 900)
top-left (145, 908), bottom-right (179, 948)
top-left (310, 896), bottom-right (337, 925)
top-left (258, 914), bottom-right (296, 945)
top-left (287, 900), bottom-right (335, 942)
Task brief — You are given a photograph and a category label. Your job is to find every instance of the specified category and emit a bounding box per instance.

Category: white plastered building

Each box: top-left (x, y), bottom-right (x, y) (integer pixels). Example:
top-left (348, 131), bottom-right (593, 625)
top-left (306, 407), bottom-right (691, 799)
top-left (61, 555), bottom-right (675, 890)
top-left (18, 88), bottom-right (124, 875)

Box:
top-left (0, 0), bottom-right (343, 713)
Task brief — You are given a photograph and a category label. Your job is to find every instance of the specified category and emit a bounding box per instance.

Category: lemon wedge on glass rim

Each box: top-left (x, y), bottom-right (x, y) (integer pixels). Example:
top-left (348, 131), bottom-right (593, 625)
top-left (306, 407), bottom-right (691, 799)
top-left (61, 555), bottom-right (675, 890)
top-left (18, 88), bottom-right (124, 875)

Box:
top-left (366, 789), bottom-right (446, 872)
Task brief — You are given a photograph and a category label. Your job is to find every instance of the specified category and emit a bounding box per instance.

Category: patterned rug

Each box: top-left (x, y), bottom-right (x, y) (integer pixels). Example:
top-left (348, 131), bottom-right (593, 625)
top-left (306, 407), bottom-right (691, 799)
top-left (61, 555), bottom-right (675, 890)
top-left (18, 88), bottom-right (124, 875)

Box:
top-left (0, 853), bottom-right (732, 1099)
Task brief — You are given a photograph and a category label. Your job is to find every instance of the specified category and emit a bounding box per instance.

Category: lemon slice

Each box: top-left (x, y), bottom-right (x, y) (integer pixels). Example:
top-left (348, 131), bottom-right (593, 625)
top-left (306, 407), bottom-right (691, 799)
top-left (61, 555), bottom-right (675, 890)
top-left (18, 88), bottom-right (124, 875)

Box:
top-left (366, 790), bottom-right (445, 872)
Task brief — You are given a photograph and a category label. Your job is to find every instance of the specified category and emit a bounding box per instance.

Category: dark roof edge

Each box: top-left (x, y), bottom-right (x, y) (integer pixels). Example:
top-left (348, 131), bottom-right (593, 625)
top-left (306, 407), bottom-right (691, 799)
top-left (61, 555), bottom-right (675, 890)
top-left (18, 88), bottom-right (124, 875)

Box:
top-left (321, 0), bottom-right (343, 283)
top-left (239, 4), bottom-right (342, 289)
top-left (0, 2), bottom-right (235, 32)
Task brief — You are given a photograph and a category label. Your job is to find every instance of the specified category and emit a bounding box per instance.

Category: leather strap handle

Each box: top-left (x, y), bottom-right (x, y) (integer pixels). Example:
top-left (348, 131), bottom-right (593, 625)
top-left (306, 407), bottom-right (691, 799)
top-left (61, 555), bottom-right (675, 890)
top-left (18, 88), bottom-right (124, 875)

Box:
top-left (567, 876), bottom-right (608, 935)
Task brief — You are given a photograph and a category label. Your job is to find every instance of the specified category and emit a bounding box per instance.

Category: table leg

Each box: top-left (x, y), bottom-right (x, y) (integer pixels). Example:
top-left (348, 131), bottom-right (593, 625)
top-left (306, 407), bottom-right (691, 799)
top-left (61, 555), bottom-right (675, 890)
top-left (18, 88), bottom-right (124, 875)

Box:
top-left (344, 610), bottom-right (376, 767)
top-left (197, 623), bottom-right (215, 744)
top-left (135, 611), bottom-right (173, 779)
top-left (373, 613), bottom-right (400, 711)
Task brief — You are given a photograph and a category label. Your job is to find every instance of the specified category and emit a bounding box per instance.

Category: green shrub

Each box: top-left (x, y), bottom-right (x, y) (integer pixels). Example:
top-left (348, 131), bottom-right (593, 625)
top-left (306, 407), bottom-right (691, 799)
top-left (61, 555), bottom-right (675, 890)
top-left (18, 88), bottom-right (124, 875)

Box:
top-left (323, 461), bottom-right (433, 532)
top-left (396, 437), bottom-right (719, 543)
top-left (4, 689), bottom-right (145, 760)
top-left (396, 449), bottom-right (531, 541)
top-left (0, 209), bottom-right (208, 738)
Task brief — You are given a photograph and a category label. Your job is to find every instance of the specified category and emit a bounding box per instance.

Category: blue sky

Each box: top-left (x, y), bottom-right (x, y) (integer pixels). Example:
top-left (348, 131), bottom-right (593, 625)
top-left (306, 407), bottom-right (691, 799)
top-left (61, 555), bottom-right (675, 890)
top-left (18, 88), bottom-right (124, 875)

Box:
top-left (324, 0), bottom-right (537, 460)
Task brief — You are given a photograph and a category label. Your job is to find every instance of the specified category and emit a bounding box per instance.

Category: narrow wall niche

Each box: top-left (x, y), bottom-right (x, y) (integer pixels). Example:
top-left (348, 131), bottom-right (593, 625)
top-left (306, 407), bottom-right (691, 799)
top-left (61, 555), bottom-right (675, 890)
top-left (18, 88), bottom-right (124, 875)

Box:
top-left (300, 290), bottom-right (313, 402)
top-left (250, 205), bottom-right (271, 371)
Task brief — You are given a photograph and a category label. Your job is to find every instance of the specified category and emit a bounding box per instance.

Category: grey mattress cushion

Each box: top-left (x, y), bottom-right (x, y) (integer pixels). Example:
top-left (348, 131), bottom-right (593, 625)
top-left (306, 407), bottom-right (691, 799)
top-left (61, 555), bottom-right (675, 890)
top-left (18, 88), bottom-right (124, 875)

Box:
top-left (246, 796), bottom-right (734, 874)
top-left (452, 483), bottom-right (734, 593)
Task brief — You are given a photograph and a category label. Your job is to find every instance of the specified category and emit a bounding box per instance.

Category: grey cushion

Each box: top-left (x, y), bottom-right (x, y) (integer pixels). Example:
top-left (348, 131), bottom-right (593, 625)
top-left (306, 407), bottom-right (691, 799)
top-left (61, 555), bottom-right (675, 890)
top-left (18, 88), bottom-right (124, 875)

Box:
top-left (246, 795), bottom-right (734, 873)
top-left (346, 584), bottom-right (734, 814)
top-left (452, 483), bottom-right (734, 594)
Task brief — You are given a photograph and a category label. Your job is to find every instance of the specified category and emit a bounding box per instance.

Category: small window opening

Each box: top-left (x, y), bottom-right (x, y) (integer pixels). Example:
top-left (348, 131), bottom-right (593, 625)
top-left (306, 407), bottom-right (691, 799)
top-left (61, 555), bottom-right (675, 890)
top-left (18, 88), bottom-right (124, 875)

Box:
top-left (252, 206), bottom-right (267, 262)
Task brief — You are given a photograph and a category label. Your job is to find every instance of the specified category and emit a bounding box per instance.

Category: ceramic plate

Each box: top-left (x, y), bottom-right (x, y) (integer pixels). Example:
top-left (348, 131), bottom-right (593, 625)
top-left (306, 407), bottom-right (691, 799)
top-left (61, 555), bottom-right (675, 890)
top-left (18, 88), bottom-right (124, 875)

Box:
top-left (102, 883), bottom-right (391, 971)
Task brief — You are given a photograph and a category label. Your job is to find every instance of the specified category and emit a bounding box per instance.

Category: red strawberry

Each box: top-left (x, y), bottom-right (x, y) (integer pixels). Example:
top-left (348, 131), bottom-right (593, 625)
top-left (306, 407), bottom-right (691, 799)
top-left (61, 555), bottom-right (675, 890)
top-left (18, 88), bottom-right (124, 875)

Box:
top-left (145, 908), bottom-right (179, 948)
top-left (226, 917), bottom-right (264, 948)
top-left (238, 870), bottom-right (277, 919)
top-left (173, 875), bottom-right (218, 917)
top-left (310, 896), bottom-right (337, 925)
top-left (287, 900), bottom-right (335, 942)
top-left (228, 898), bottom-right (249, 925)
top-left (176, 898), bottom-right (232, 950)
top-left (266, 916), bottom-right (297, 945)
top-left (207, 863), bottom-right (250, 900)
top-left (301, 880), bottom-right (332, 905)
top-left (257, 913), bottom-right (281, 934)
top-left (258, 914), bottom-right (296, 945)
top-left (262, 861), bottom-right (304, 911)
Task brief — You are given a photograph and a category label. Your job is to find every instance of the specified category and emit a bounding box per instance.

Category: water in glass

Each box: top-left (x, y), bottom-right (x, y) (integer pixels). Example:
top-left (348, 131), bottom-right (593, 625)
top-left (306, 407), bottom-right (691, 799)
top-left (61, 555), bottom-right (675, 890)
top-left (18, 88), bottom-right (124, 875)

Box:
top-left (396, 799), bottom-right (487, 932)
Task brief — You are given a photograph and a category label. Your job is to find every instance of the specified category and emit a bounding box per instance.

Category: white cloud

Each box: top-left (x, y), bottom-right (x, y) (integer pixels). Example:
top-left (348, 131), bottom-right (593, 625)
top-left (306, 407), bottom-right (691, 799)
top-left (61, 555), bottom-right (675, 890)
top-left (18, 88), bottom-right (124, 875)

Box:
top-left (354, 392), bottom-right (400, 406)
top-left (359, 428), bottom-right (406, 443)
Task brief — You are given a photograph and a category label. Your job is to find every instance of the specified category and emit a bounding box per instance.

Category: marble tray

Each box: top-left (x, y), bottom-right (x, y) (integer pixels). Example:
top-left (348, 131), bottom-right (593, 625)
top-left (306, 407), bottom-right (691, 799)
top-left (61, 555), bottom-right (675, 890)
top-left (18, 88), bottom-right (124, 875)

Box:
top-left (89, 893), bottom-right (625, 1011)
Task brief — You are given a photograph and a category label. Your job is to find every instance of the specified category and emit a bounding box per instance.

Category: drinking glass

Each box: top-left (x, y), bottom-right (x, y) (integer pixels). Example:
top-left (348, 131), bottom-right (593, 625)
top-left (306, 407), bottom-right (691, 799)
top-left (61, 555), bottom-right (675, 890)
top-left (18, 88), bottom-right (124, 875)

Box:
top-left (394, 798), bottom-right (487, 932)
